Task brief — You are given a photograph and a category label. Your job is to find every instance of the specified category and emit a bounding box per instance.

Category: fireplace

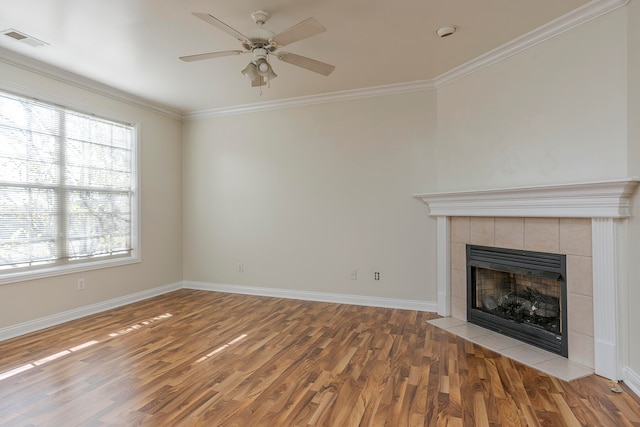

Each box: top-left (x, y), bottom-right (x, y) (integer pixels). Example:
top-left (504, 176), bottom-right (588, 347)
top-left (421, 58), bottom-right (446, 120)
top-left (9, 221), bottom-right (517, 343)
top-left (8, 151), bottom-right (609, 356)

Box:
top-left (467, 244), bottom-right (568, 356)
top-left (415, 178), bottom-right (640, 380)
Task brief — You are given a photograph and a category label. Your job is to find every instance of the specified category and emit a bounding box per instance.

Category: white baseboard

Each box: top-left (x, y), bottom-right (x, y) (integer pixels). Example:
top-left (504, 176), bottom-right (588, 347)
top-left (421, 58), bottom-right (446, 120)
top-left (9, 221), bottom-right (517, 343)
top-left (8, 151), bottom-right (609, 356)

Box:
top-left (2, 276), bottom-right (638, 400)
top-left (0, 281), bottom-right (183, 342)
top-left (0, 281), bottom-right (437, 342)
top-left (623, 366), bottom-right (640, 398)
top-left (184, 281), bottom-right (438, 312)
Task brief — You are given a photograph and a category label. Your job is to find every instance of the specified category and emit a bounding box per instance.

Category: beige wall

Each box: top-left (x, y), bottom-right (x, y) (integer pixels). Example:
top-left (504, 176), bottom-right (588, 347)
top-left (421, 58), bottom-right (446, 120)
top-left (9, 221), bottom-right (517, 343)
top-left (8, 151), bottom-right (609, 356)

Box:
top-left (183, 91), bottom-right (438, 301)
top-left (436, 9), bottom-right (629, 191)
top-left (0, 60), bottom-right (183, 328)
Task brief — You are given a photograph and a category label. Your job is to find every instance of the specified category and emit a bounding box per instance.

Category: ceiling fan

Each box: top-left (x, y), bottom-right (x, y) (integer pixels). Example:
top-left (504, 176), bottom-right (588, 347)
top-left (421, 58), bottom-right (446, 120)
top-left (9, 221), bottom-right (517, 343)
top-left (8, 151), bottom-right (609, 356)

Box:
top-left (180, 10), bottom-right (335, 88)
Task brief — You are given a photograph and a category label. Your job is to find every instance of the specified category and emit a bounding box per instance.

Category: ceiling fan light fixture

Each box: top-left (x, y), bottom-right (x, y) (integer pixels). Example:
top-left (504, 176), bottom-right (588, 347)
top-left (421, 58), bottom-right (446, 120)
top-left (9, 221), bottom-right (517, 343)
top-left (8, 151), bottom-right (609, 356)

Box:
top-left (241, 62), bottom-right (259, 80)
top-left (255, 58), bottom-right (277, 80)
top-left (183, 10), bottom-right (334, 87)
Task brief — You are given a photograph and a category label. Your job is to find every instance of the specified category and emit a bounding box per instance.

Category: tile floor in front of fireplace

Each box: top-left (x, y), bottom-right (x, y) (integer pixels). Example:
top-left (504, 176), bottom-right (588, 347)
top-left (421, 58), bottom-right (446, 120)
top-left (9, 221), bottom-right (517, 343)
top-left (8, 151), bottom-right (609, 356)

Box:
top-left (428, 317), bottom-right (594, 381)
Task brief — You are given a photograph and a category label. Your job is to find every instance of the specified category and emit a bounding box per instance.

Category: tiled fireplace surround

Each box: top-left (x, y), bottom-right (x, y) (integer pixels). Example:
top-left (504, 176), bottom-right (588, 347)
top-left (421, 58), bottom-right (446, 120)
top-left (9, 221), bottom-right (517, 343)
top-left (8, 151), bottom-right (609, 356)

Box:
top-left (416, 178), bottom-right (640, 381)
top-left (450, 216), bottom-right (593, 367)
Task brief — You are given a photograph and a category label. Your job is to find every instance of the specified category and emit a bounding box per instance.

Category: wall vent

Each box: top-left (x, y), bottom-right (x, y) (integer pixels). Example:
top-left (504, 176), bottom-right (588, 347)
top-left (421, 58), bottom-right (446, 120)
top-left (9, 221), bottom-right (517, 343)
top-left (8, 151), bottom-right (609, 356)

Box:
top-left (2, 29), bottom-right (48, 48)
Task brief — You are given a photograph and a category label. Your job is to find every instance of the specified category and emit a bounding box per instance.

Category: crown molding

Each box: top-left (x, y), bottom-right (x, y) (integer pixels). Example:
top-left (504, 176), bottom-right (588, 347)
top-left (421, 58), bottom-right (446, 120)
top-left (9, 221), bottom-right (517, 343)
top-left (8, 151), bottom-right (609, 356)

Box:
top-left (0, 0), bottom-right (628, 121)
top-left (182, 79), bottom-right (436, 121)
top-left (0, 47), bottom-right (183, 120)
top-left (434, 0), bottom-right (629, 88)
top-left (414, 177), bottom-right (640, 218)
top-left (186, 0), bottom-right (629, 120)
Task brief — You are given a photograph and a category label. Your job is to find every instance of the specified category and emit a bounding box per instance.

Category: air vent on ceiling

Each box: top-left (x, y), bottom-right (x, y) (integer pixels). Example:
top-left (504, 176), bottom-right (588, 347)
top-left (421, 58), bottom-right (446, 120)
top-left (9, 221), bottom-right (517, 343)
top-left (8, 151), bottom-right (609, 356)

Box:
top-left (2, 29), bottom-right (48, 48)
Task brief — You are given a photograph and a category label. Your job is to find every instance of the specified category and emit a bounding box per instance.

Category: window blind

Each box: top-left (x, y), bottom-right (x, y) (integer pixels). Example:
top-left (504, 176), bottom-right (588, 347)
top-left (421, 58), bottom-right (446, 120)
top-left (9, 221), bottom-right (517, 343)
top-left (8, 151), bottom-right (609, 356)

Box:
top-left (0, 91), bottom-right (135, 273)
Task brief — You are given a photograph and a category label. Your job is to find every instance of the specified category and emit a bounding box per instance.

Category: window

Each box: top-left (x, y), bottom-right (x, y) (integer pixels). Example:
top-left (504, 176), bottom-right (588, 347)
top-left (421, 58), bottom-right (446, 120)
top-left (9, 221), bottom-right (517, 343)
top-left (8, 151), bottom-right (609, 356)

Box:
top-left (0, 90), bottom-right (138, 283)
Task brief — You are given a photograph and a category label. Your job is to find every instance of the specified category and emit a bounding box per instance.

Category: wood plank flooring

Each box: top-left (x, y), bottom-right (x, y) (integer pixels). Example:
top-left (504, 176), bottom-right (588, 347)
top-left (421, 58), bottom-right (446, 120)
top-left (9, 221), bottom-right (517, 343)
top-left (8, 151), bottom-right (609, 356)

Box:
top-left (0, 289), bottom-right (639, 426)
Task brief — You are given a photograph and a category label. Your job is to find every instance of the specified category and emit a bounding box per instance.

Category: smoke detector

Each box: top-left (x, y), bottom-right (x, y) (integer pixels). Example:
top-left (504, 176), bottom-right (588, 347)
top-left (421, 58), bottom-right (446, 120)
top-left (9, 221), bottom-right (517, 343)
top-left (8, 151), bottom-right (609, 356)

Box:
top-left (436, 26), bottom-right (457, 38)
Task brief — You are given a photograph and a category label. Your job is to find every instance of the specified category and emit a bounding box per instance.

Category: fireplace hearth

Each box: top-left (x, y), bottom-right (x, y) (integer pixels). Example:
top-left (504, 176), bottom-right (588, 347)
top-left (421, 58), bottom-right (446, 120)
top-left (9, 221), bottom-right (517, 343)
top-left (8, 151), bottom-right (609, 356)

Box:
top-left (467, 245), bottom-right (568, 356)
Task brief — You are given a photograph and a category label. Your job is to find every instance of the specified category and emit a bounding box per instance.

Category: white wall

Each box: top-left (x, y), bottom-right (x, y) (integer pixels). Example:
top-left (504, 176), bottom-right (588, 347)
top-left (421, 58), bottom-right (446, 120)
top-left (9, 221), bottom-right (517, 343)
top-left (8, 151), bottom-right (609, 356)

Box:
top-left (0, 60), bottom-right (183, 329)
top-left (436, 10), bottom-right (629, 191)
top-left (183, 91), bottom-right (438, 302)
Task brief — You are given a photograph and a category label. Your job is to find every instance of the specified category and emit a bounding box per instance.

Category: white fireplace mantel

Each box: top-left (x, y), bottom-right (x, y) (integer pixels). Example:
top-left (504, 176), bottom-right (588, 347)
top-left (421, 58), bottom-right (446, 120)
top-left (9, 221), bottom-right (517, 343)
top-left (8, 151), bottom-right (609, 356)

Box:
top-left (414, 177), bottom-right (640, 218)
top-left (414, 177), bottom-right (640, 380)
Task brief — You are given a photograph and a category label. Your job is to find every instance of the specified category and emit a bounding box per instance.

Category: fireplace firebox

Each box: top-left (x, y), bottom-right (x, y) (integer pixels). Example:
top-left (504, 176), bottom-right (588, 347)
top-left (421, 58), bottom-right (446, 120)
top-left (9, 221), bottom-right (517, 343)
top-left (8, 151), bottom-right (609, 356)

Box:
top-left (467, 245), bottom-right (568, 356)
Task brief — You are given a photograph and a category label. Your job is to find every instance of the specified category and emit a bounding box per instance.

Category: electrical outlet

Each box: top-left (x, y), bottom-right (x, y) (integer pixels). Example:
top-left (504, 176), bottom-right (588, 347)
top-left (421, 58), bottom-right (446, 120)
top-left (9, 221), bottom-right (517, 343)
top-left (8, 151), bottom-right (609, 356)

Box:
top-left (374, 272), bottom-right (380, 281)
top-left (350, 270), bottom-right (357, 280)
top-left (238, 263), bottom-right (244, 273)
top-left (77, 278), bottom-right (85, 290)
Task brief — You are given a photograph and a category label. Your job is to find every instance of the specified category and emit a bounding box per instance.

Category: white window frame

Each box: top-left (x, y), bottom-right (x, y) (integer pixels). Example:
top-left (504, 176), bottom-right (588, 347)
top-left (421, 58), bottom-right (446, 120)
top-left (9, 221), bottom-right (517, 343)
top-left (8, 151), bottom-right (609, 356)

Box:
top-left (0, 89), bottom-right (140, 285)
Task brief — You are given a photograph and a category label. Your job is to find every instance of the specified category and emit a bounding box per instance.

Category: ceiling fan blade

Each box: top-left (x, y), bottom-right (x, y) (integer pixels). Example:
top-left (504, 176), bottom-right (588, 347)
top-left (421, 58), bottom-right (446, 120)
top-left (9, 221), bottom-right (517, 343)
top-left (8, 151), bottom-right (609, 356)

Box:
top-left (276, 52), bottom-right (335, 76)
top-left (180, 50), bottom-right (245, 62)
top-left (271, 18), bottom-right (326, 47)
top-left (192, 12), bottom-right (249, 43)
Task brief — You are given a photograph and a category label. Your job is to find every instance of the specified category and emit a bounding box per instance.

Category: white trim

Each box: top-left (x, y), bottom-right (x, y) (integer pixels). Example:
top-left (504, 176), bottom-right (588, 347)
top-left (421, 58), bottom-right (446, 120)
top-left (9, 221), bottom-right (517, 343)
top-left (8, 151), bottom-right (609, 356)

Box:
top-left (184, 281), bottom-right (437, 312)
top-left (436, 217), bottom-right (451, 316)
top-left (0, 1), bottom-right (627, 119)
top-left (0, 47), bottom-right (182, 120)
top-left (0, 256), bottom-right (141, 286)
top-left (433, 0), bottom-right (629, 89)
top-left (183, 0), bottom-right (628, 119)
top-left (0, 281), bottom-right (182, 342)
top-left (592, 219), bottom-right (621, 379)
top-left (416, 178), bottom-right (640, 381)
top-left (0, 81), bottom-right (143, 128)
top-left (182, 80), bottom-right (436, 120)
top-left (2, 275), bottom-right (638, 395)
top-left (623, 366), bottom-right (640, 397)
top-left (414, 178), bottom-right (640, 218)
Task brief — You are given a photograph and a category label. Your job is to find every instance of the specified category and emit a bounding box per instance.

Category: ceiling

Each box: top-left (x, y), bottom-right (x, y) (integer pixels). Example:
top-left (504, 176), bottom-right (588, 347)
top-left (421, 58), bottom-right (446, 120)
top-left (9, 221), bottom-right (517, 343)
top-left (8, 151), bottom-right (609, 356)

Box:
top-left (0, 0), bottom-right (593, 114)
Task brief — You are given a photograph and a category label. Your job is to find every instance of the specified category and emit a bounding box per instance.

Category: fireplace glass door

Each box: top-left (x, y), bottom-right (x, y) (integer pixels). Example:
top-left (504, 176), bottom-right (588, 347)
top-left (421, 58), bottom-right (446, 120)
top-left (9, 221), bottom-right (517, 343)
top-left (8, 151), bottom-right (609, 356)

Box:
top-left (467, 245), bottom-right (568, 356)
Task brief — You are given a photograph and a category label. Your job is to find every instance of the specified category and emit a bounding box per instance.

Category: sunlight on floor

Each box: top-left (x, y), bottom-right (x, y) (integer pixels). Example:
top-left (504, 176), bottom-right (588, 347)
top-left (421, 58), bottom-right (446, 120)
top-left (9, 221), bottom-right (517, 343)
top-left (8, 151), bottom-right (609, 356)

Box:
top-left (108, 313), bottom-right (173, 337)
top-left (0, 313), bottom-right (174, 382)
top-left (0, 340), bottom-right (99, 381)
top-left (195, 334), bottom-right (248, 363)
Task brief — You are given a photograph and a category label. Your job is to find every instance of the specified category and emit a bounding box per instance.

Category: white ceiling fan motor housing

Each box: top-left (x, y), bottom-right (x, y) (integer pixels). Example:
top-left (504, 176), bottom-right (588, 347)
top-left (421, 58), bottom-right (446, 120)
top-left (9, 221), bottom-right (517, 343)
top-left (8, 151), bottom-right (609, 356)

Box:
top-left (247, 27), bottom-right (275, 44)
top-left (251, 10), bottom-right (270, 25)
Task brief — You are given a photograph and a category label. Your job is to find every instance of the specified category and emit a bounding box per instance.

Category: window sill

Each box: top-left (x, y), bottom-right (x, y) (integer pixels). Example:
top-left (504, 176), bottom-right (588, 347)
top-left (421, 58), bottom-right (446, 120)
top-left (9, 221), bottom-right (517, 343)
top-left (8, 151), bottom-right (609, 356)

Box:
top-left (0, 255), bottom-right (141, 286)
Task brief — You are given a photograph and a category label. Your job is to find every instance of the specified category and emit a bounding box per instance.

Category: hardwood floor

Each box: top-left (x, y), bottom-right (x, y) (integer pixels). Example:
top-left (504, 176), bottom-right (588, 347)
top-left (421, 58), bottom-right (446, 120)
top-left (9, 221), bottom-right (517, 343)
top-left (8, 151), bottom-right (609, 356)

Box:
top-left (0, 289), bottom-right (639, 426)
